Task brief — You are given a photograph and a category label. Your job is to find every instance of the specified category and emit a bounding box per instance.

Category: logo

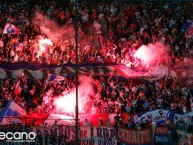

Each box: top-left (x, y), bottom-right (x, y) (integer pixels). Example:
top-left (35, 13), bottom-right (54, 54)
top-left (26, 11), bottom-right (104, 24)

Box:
top-left (0, 132), bottom-right (36, 143)
top-left (155, 136), bottom-right (168, 142)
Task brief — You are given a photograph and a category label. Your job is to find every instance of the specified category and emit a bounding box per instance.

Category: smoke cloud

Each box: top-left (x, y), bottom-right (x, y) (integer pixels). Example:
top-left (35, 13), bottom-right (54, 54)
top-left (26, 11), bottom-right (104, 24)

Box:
top-left (32, 12), bottom-right (75, 43)
top-left (134, 42), bottom-right (170, 66)
top-left (53, 75), bottom-right (98, 115)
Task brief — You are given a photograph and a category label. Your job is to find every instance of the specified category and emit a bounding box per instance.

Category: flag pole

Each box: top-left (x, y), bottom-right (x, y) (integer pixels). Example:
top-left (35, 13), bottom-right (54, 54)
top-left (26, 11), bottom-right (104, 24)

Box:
top-left (75, 0), bottom-right (79, 145)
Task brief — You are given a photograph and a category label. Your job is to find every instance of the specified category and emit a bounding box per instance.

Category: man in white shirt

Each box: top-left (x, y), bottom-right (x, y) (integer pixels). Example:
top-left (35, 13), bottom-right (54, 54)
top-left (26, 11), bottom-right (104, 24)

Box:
top-left (83, 118), bottom-right (91, 126)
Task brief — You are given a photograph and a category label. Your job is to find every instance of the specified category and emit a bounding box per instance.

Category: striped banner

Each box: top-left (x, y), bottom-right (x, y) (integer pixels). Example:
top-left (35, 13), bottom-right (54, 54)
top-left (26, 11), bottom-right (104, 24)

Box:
top-left (0, 61), bottom-right (170, 81)
top-left (1, 61), bottom-right (193, 81)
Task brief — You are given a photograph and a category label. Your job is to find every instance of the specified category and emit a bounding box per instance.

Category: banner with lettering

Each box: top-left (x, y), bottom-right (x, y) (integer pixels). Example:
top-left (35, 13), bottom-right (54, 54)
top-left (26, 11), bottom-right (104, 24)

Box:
top-left (79, 126), bottom-right (117, 145)
top-left (92, 126), bottom-right (117, 145)
top-left (154, 126), bottom-right (168, 143)
top-left (31, 125), bottom-right (76, 142)
top-left (134, 109), bottom-right (173, 124)
top-left (0, 136), bottom-right (66, 145)
top-left (29, 136), bottom-right (66, 145)
top-left (31, 125), bottom-right (90, 144)
top-left (118, 126), bottom-right (152, 145)
top-left (31, 125), bottom-right (117, 145)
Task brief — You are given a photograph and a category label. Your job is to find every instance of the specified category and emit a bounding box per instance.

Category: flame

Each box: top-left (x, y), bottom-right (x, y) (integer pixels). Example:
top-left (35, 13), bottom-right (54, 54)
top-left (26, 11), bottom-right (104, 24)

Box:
top-left (38, 36), bottom-right (53, 55)
top-left (53, 91), bottom-right (84, 116)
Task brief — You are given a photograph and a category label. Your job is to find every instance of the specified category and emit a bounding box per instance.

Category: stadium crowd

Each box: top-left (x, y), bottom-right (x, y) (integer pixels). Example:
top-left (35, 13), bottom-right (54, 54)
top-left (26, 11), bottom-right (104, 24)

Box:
top-left (0, 0), bottom-right (192, 65)
top-left (0, 0), bottom-right (193, 132)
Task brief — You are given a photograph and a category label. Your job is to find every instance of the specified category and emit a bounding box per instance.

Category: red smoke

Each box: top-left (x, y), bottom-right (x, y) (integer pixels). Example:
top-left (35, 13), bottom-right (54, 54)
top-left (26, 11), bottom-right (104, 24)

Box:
top-left (134, 42), bottom-right (170, 67)
top-left (38, 36), bottom-right (53, 55)
top-left (32, 12), bottom-right (75, 43)
top-left (53, 75), bottom-right (97, 116)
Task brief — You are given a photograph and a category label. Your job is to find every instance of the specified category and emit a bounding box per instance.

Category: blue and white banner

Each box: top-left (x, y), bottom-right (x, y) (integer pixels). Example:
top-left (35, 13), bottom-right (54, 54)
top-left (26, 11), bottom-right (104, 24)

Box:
top-left (134, 109), bottom-right (173, 124)
top-left (174, 111), bottom-right (193, 121)
top-left (0, 100), bottom-right (26, 125)
top-left (47, 73), bottom-right (66, 82)
top-left (1, 61), bottom-right (193, 82)
top-left (3, 23), bottom-right (21, 34)
top-left (0, 61), bottom-right (167, 82)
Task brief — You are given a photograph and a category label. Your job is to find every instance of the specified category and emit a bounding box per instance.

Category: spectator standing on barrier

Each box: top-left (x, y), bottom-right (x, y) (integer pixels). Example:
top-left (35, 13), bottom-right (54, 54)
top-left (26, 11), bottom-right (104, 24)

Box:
top-left (99, 117), bottom-right (104, 126)
top-left (106, 117), bottom-right (111, 126)
top-left (52, 120), bottom-right (58, 127)
top-left (83, 118), bottom-right (91, 126)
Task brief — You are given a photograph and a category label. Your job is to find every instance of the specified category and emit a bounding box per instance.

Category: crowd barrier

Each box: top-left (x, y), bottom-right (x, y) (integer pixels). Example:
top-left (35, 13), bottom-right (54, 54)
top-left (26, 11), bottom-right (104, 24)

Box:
top-left (0, 117), bottom-right (193, 145)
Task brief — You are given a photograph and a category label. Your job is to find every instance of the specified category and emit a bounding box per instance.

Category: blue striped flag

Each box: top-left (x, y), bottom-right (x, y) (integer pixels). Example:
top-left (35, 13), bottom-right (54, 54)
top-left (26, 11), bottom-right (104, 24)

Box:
top-left (0, 100), bottom-right (26, 125)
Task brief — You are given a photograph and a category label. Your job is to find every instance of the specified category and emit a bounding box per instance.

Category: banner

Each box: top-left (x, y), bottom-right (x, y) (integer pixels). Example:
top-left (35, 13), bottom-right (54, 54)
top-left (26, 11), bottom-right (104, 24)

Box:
top-left (0, 61), bottom-right (169, 81)
top-left (32, 125), bottom-right (76, 141)
top-left (134, 109), bottom-right (170, 124)
top-left (174, 111), bottom-right (193, 120)
top-left (0, 100), bottom-right (26, 125)
top-left (118, 126), bottom-right (152, 145)
top-left (32, 136), bottom-right (66, 145)
top-left (144, 65), bottom-right (169, 81)
top-left (31, 125), bottom-right (117, 145)
top-left (3, 23), bottom-right (21, 34)
top-left (154, 126), bottom-right (168, 143)
top-left (92, 126), bottom-right (117, 145)
top-left (0, 136), bottom-right (66, 145)
top-left (0, 64), bottom-right (143, 80)
top-left (0, 61), bottom-right (193, 81)
top-left (79, 126), bottom-right (117, 145)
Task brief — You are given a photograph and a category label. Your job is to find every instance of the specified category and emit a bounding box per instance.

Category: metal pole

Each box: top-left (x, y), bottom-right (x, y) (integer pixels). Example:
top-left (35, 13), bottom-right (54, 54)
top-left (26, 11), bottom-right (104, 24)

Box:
top-left (42, 123), bottom-right (45, 145)
top-left (75, 0), bottom-right (79, 145)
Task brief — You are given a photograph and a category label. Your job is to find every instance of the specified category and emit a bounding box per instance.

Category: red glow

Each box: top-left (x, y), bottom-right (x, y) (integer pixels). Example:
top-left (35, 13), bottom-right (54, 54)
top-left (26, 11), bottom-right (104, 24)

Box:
top-left (53, 75), bottom-right (96, 116)
top-left (38, 36), bottom-right (53, 55)
top-left (134, 45), bottom-right (154, 66)
top-left (134, 42), bottom-right (169, 67)
top-left (53, 92), bottom-right (84, 115)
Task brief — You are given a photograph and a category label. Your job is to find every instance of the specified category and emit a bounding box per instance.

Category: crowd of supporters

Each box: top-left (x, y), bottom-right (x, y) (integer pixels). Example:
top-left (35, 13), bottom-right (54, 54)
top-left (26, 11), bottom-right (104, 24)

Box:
top-left (0, 0), bottom-right (193, 132)
top-left (0, 0), bottom-right (193, 65)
